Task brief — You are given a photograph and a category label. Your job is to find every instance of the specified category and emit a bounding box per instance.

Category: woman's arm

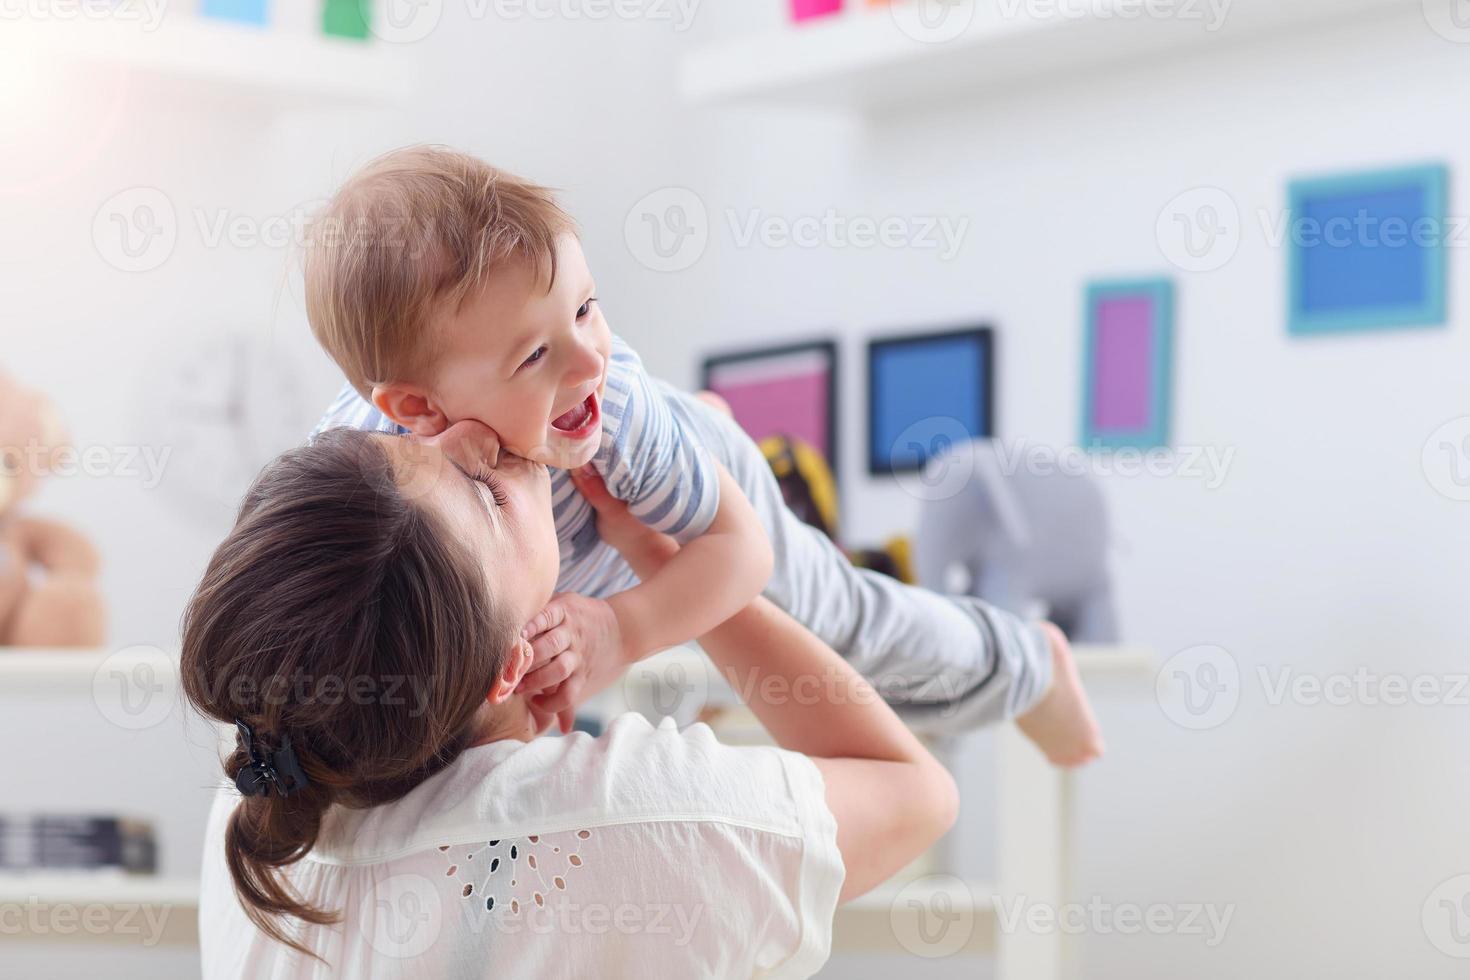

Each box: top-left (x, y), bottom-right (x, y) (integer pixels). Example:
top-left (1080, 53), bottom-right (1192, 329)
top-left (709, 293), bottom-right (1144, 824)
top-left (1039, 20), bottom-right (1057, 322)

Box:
top-left (571, 468), bottom-right (958, 903)
top-left (703, 598), bottom-right (959, 902)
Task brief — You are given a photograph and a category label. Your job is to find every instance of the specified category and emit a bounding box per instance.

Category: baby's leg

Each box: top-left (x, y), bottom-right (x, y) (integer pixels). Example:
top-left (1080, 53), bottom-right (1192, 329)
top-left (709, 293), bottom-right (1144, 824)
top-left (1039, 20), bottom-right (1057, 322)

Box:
top-left (766, 511), bottom-right (1045, 733)
top-left (771, 506), bottom-right (1100, 762)
top-left (674, 387), bottom-right (1101, 759)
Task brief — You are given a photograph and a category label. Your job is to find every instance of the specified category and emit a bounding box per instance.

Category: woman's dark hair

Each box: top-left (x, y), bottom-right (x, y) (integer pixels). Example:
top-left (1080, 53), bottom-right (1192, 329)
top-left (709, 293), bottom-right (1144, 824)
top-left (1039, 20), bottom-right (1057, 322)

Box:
top-left (181, 427), bottom-right (516, 958)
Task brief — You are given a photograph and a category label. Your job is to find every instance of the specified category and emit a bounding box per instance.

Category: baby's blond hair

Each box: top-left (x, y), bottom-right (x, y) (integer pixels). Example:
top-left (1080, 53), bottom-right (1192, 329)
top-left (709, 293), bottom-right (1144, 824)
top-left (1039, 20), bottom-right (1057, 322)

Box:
top-left (305, 146), bottom-right (576, 396)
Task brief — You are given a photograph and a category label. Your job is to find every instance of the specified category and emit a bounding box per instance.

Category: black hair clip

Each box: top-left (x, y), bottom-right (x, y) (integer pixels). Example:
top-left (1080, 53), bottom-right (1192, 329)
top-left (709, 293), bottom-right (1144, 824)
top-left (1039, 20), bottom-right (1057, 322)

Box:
top-left (234, 719), bottom-right (311, 798)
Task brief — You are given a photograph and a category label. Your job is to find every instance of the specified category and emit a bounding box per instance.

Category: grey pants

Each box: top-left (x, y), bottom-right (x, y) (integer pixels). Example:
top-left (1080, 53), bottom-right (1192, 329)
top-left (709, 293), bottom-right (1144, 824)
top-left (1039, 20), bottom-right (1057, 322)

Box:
top-left (583, 386), bottom-right (1054, 737)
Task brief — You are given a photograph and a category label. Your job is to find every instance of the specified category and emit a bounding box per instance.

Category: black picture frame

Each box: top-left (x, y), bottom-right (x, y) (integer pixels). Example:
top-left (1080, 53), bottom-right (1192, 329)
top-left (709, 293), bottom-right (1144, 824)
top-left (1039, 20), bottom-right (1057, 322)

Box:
top-left (699, 338), bottom-right (840, 477)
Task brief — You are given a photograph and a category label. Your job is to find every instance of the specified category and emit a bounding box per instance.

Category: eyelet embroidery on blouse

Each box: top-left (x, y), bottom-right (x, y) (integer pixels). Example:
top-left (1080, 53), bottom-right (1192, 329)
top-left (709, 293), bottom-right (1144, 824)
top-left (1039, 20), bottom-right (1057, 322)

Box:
top-left (438, 830), bottom-right (593, 915)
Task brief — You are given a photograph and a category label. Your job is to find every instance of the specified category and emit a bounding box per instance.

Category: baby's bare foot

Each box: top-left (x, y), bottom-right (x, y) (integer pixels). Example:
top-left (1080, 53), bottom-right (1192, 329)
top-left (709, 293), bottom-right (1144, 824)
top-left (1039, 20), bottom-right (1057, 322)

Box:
top-left (1015, 623), bottom-right (1105, 768)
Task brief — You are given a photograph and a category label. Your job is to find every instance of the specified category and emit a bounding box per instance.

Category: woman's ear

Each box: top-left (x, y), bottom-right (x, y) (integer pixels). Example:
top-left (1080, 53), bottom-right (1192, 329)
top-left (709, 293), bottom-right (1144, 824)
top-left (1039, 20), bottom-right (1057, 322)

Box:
top-left (372, 384), bottom-right (448, 438)
top-left (486, 637), bottom-right (534, 706)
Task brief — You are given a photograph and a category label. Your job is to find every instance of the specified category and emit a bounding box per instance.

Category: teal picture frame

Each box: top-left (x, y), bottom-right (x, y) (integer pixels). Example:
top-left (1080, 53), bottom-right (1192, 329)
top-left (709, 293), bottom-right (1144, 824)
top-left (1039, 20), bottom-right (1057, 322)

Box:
top-left (1287, 163), bottom-right (1449, 335)
top-left (1081, 278), bottom-right (1174, 451)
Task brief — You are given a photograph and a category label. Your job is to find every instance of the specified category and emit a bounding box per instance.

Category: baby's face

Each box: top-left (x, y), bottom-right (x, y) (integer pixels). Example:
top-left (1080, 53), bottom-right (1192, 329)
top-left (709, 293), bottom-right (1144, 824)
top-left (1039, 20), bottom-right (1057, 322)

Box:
top-left (428, 234), bottom-right (612, 469)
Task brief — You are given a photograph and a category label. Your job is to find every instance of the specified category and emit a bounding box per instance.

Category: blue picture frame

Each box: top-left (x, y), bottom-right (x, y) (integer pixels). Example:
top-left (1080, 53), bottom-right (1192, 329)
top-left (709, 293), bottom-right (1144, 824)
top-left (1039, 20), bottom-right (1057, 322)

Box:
top-left (1287, 163), bottom-right (1448, 335)
top-left (1081, 278), bottom-right (1174, 451)
top-left (867, 326), bottom-right (994, 475)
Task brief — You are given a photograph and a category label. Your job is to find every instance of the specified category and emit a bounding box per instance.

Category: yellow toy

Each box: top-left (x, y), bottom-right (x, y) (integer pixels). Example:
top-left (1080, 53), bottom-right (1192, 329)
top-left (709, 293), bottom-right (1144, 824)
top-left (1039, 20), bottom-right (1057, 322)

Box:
top-left (758, 433), bottom-right (914, 585)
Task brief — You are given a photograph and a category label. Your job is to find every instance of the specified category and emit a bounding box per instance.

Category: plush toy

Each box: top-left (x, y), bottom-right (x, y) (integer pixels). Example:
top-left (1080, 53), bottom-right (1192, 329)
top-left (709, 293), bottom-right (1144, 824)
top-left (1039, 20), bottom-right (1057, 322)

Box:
top-left (0, 370), bottom-right (106, 647)
top-left (914, 438), bottom-right (1119, 644)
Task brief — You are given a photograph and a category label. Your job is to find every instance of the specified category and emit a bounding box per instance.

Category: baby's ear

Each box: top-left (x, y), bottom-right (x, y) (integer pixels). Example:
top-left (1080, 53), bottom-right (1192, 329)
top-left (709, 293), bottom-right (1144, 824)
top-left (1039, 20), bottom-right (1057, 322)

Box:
top-left (372, 384), bottom-right (447, 437)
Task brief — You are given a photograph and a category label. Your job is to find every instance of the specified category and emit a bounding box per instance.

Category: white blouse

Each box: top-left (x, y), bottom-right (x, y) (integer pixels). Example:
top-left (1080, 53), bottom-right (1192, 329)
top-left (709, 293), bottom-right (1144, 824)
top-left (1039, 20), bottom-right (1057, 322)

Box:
top-left (199, 714), bottom-right (845, 979)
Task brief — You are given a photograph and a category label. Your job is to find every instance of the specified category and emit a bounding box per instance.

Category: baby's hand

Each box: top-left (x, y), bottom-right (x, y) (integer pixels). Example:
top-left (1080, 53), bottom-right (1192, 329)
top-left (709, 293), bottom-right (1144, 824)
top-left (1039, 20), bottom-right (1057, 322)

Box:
top-left (403, 418), bottom-right (502, 490)
top-left (517, 593), bottom-right (632, 729)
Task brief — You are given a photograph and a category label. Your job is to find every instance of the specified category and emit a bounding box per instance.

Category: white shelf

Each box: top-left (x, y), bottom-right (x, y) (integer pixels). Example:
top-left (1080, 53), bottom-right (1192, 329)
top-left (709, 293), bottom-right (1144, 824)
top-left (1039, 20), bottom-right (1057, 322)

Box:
top-left (0, 647), bottom-right (180, 691)
top-left (0, 872), bottom-right (198, 907)
top-left (1071, 644), bottom-right (1154, 678)
top-left (1, 869), bottom-right (994, 954)
top-left (679, 0), bottom-right (1422, 113)
top-left (2, 16), bottom-right (415, 108)
top-left (835, 876), bottom-right (997, 955)
top-left (0, 873), bottom-right (199, 946)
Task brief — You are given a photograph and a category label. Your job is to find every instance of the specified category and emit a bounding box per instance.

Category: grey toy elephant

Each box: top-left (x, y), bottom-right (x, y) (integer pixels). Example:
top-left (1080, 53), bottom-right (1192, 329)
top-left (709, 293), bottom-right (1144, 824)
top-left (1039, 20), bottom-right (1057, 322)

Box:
top-left (913, 438), bottom-right (1120, 644)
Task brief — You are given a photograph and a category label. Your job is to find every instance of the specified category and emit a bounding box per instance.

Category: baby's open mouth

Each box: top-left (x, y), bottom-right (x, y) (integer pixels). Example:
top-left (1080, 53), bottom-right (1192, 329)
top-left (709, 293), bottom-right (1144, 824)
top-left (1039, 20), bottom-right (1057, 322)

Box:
top-left (551, 393), bottom-right (599, 435)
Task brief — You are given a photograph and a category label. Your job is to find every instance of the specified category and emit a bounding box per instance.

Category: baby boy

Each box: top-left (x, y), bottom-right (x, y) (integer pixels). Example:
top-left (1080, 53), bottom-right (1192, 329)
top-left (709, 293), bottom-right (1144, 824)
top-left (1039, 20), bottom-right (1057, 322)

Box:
top-left (306, 146), bottom-right (1101, 765)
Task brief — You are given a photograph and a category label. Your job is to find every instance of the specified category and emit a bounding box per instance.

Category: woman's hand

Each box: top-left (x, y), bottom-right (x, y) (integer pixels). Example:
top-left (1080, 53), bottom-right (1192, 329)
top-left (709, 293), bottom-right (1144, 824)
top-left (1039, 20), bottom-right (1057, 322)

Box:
top-left (511, 469), bottom-right (681, 731)
top-left (568, 466), bottom-right (679, 579)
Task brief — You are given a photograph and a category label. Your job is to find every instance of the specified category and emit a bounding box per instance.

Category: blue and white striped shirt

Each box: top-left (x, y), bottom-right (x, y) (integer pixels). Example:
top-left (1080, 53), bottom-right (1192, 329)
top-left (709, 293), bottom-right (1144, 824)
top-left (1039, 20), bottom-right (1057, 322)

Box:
top-left (312, 335), bottom-right (720, 596)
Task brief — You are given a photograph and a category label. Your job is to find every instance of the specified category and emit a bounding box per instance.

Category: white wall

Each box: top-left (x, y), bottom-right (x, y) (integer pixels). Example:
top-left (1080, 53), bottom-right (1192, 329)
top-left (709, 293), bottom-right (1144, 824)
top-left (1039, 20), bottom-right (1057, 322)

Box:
top-left (5, 9), bottom-right (710, 978)
top-left (663, 7), bottom-right (1470, 979)
top-left (6, 2), bottom-right (1469, 978)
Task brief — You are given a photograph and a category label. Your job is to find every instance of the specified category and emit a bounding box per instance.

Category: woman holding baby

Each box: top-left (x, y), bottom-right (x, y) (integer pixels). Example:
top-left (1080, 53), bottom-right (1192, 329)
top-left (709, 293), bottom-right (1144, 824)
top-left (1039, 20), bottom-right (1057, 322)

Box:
top-left (184, 420), bottom-right (960, 978)
top-left (184, 146), bottom-right (1099, 977)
